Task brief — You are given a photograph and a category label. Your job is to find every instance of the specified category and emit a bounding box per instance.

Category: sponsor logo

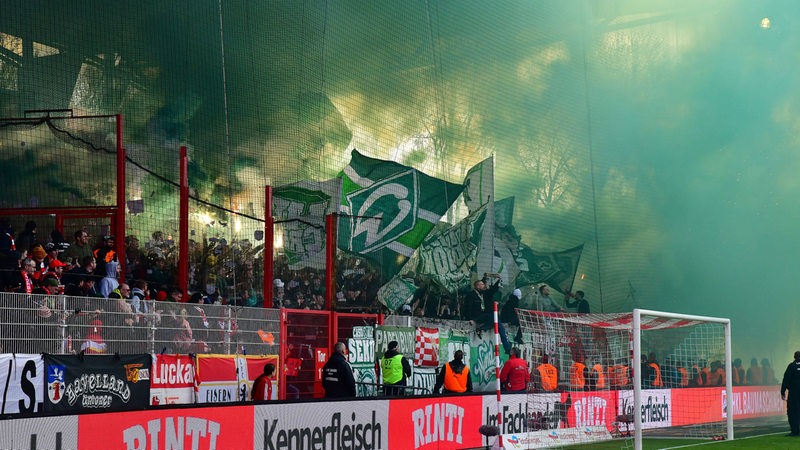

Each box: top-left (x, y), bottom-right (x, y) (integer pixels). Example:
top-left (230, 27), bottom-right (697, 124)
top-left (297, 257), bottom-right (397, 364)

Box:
top-left (47, 365), bottom-right (66, 404)
top-left (485, 402), bottom-right (532, 434)
top-left (122, 416), bottom-right (221, 449)
top-left (574, 396), bottom-right (607, 427)
top-left (622, 394), bottom-right (670, 424)
top-left (725, 388), bottom-right (784, 416)
top-left (124, 363), bottom-right (150, 383)
top-left (506, 434), bottom-right (524, 449)
top-left (263, 410), bottom-right (381, 450)
top-left (411, 402), bottom-right (464, 448)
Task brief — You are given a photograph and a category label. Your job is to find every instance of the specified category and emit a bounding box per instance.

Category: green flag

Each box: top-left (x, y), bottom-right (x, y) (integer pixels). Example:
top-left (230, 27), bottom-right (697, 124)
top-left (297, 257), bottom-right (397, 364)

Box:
top-left (463, 157), bottom-right (494, 277)
top-left (273, 178), bottom-right (341, 269)
top-left (491, 196), bottom-right (521, 285)
top-left (416, 204), bottom-right (488, 292)
top-left (515, 243), bottom-right (584, 295)
top-left (494, 196), bottom-right (515, 230)
top-left (338, 149), bottom-right (464, 278)
top-left (376, 276), bottom-right (417, 311)
top-left (463, 156), bottom-right (493, 213)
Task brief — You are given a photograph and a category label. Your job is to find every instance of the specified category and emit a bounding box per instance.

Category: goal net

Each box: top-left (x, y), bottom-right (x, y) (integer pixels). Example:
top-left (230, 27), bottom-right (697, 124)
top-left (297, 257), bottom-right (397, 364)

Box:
top-left (514, 308), bottom-right (732, 449)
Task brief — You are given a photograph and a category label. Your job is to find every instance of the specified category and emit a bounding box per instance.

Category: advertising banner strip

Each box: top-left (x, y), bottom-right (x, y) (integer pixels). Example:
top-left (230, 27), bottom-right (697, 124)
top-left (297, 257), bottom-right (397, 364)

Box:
top-left (79, 404), bottom-right (254, 450)
top-left (0, 386), bottom-right (788, 449)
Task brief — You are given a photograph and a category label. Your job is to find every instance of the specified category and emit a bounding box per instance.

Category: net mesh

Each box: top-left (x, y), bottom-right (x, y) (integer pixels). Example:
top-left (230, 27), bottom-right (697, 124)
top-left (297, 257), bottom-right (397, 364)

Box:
top-left (0, 115), bottom-right (119, 210)
top-left (516, 308), bottom-right (730, 447)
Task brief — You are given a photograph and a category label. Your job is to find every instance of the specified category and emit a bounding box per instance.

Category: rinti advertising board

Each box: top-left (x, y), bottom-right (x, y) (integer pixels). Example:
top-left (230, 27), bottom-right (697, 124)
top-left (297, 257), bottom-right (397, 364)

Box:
top-left (78, 405), bottom-right (254, 449)
top-left (389, 396), bottom-right (484, 449)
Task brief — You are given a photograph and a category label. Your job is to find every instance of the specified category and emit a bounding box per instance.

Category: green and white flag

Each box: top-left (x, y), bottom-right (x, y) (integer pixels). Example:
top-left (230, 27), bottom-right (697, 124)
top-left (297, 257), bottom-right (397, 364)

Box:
top-left (514, 243), bottom-right (584, 295)
top-left (463, 157), bottom-right (494, 277)
top-left (338, 149), bottom-right (464, 278)
top-left (463, 156), bottom-right (494, 212)
top-left (376, 276), bottom-right (417, 311)
top-left (416, 204), bottom-right (488, 293)
top-left (272, 178), bottom-right (342, 270)
top-left (492, 196), bottom-right (521, 285)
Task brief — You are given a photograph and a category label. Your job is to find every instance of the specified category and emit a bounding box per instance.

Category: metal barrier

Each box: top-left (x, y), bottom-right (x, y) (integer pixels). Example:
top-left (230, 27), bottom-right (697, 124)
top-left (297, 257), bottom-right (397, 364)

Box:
top-left (355, 380), bottom-right (432, 396)
top-left (0, 292), bottom-right (281, 356)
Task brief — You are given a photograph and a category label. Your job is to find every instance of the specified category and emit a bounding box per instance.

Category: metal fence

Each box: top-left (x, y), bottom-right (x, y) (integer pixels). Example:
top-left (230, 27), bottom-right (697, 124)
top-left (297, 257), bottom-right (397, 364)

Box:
top-left (0, 292), bottom-right (281, 356)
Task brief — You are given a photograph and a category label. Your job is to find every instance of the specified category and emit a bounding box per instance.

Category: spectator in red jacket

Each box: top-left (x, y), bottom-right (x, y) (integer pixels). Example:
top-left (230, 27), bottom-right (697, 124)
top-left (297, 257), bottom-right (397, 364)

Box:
top-left (500, 347), bottom-right (530, 393)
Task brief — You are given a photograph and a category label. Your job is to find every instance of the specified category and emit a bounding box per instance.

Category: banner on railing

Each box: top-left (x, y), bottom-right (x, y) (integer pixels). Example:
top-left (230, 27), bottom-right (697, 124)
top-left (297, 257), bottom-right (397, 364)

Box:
top-left (194, 354), bottom-right (278, 403)
top-left (43, 354), bottom-right (151, 413)
top-left (150, 354), bottom-right (196, 405)
top-left (0, 353), bottom-right (44, 414)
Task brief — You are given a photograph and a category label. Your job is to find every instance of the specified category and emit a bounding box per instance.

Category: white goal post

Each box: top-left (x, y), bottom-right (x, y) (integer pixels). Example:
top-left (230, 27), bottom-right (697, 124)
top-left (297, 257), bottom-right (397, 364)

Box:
top-left (632, 309), bottom-right (733, 450)
top-left (513, 307), bottom-right (733, 449)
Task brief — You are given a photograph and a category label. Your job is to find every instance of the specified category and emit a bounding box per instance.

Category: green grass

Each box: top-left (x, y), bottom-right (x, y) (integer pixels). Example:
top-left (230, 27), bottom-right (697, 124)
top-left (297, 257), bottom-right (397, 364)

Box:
top-left (561, 433), bottom-right (795, 449)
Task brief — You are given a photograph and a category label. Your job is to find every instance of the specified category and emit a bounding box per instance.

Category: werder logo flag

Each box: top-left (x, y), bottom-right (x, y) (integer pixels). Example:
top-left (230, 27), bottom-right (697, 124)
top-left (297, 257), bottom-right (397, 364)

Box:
top-left (338, 149), bottom-right (464, 278)
top-left (273, 178), bottom-right (342, 270)
top-left (416, 204), bottom-right (487, 292)
top-left (515, 243), bottom-right (584, 294)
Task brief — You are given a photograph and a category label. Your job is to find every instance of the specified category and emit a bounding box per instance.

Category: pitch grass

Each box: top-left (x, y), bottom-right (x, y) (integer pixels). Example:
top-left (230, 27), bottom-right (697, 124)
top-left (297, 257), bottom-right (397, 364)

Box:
top-left (561, 433), bottom-right (794, 449)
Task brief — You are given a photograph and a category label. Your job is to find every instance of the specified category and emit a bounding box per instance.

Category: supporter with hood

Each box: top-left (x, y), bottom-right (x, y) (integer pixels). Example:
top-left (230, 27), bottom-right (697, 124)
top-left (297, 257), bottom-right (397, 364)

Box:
top-left (99, 260), bottom-right (120, 298)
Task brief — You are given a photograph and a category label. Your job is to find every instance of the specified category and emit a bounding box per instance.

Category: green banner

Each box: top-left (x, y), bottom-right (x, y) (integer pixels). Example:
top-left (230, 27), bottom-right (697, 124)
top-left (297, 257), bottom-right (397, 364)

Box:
top-left (376, 276), bottom-right (417, 311)
top-left (416, 204), bottom-right (487, 292)
top-left (273, 178), bottom-right (341, 269)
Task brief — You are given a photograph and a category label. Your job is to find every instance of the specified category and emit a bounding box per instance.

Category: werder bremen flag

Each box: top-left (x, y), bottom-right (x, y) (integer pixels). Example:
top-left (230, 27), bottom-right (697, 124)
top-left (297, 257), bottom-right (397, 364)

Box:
top-left (416, 204), bottom-right (488, 292)
top-left (463, 157), bottom-right (494, 276)
top-left (273, 178), bottom-right (342, 269)
top-left (514, 243), bottom-right (584, 295)
top-left (338, 149), bottom-right (464, 278)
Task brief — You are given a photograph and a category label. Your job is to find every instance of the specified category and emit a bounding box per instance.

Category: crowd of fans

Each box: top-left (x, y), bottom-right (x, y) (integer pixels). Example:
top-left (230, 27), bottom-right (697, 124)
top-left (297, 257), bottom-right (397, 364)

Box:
top-left (0, 219), bottom-right (587, 324)
top-left (637, 352), bottom-right (778, 389)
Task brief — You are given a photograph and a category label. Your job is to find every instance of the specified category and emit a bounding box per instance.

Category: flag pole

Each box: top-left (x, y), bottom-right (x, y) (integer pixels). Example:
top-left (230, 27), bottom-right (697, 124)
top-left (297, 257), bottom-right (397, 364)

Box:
top-left (493, 301), bottom-right (503, 448)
